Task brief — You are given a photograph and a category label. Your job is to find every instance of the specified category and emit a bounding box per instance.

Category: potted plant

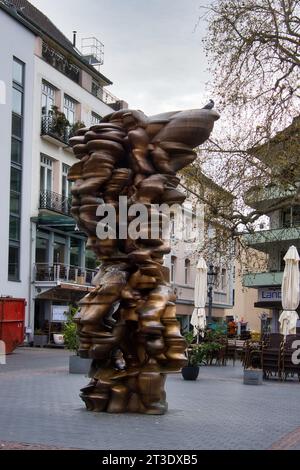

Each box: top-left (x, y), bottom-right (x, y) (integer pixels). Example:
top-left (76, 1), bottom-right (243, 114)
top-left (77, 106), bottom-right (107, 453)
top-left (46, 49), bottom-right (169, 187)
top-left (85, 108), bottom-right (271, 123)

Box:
top-left (63, 306), bottom-right (92, 374)
top-left (49, 105), bottom-right (70, 140)
top-left (181, 332), bottom-right (206, 380)
top-left (69, 120), bottom-right (86, 138)
top-left (33, 329), bottom-right (48, 347)
top-left (53, 333), bottom-right (64, 346)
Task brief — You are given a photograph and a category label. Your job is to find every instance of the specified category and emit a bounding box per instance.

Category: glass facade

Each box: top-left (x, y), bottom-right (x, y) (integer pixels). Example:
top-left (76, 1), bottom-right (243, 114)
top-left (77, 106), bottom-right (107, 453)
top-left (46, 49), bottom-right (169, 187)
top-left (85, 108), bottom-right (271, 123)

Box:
top-left (8, 58), bottom-right (24, 280)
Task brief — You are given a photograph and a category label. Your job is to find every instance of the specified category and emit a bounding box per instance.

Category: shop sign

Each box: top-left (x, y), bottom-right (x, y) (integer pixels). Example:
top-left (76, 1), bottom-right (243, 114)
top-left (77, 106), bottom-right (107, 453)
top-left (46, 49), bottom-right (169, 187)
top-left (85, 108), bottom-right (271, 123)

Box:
top-left (258, 288), bottom-right (281, 302)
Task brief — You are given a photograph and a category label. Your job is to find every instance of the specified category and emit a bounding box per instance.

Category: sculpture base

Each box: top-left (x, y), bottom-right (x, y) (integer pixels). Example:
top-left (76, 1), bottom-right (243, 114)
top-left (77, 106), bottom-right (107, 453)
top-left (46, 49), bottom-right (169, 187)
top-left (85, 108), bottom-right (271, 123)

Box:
top-left (80, 371), bottom-right (168, 414)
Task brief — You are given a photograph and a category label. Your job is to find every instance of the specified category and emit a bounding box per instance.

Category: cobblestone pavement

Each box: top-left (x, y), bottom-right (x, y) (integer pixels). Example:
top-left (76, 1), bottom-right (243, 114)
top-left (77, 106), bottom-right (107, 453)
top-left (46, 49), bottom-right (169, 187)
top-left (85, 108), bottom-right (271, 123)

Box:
top-left (0, 347), bottom-right (299, 450)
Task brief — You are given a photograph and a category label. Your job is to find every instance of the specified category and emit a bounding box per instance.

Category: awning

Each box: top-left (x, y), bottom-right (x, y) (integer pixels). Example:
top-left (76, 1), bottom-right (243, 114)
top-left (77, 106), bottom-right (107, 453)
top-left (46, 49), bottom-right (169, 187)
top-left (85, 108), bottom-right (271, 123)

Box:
top-left (32, 212), bottom-right (85, 234)
top-left (35, 283), bottom-right (93, 301)
top-left (254, 301), bottom-right (281, 309)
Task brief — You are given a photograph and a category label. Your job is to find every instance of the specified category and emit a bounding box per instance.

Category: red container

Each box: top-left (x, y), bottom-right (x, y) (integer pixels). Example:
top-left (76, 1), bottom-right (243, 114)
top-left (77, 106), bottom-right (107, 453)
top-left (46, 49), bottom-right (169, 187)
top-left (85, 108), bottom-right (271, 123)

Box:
top-left (0, 298), bottom-right (26, 354)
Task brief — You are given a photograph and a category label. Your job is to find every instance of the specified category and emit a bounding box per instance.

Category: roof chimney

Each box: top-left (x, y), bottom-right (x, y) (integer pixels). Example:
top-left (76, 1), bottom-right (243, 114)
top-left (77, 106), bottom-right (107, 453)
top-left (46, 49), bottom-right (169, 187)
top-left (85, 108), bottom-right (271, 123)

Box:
top-left (72, 31), bottom-right (77, 48)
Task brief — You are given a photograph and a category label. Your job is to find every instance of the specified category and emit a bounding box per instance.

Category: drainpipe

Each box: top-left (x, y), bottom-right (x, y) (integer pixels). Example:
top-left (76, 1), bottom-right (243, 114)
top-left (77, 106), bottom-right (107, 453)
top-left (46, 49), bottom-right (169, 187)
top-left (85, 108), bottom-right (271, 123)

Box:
top-left (27, 221), bottom-right (36, 343)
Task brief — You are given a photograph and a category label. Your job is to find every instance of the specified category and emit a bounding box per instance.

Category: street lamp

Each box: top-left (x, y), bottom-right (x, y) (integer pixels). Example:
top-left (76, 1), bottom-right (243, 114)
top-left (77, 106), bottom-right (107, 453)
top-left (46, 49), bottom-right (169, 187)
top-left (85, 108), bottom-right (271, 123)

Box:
top-left (207, 264), bottom-right (217, 324)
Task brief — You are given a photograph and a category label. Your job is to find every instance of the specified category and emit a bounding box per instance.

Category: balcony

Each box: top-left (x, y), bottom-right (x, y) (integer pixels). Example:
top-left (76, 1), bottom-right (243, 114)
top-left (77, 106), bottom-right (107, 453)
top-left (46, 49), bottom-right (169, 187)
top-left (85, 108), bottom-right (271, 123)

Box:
top-left (172, 284), bottom-right (231, 307)
top-left (91, 82), bottom-right (124, 111)
top-left (42, 41), bottom-right (80, 83)
top-left (41, 115), bottom-right (72, 145)
top-left (244, 185), bottom-right (295, 210)
top-left (242, 226), bottom-right (300, 249)
top-left (243, 271), bottom-right (283, 288)
top-left (39, 190), bottom-right (71, 217)
top-left (34, 263), bottom-right (96, 285)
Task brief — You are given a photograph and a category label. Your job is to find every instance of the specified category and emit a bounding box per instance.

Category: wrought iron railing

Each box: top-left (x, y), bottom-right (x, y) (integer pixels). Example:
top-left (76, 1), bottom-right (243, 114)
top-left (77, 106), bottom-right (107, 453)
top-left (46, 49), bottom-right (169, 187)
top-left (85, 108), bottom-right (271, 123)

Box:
top-left (39, 190), bottom-right (72, 216)
top-left (34, 263), bottom-right (96, 285)
top-left (41, 114), bottom-right (72, 144)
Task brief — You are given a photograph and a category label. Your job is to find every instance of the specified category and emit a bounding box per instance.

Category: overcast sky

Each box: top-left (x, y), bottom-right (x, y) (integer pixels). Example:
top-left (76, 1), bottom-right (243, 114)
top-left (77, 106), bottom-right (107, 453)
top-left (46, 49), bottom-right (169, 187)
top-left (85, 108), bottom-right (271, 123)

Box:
top-left (30, 0), bottom-right (212, 115)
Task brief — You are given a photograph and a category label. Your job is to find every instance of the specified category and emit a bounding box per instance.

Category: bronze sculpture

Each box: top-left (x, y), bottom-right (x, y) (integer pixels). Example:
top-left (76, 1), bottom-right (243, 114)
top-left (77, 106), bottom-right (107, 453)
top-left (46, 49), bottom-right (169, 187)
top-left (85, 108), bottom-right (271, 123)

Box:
top-left (68, 105), bottom-right (219, 414)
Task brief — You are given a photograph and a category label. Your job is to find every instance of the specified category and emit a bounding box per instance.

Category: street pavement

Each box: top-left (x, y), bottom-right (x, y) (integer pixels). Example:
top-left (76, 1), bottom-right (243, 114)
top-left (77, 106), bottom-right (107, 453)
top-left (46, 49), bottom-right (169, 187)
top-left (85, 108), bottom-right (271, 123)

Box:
top-left (0, 347), bottom-right (299, 450)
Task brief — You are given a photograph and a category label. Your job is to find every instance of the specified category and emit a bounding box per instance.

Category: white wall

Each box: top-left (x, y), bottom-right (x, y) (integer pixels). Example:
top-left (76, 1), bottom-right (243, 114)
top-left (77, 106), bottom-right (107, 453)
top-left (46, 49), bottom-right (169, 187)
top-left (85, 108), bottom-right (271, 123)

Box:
top-left (0, 10), bottom-right (35, 327)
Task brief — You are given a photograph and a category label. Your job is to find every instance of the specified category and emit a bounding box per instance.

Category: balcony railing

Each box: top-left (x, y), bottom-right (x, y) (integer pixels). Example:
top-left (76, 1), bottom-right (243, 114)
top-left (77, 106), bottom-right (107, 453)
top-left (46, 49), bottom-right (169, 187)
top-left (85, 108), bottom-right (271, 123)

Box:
top-left (34, 263), bottom-right (96, 285)
top-left (39, 190), bottom-right (72, 216)
top-left (243, 226), bottom-right (300, 247)
top-left (243, 271), bottom-right (283, 288)
top-left (41, 115), bottom-right (72, 145)
top-left (42, 41), bottom-right (80, 83)
top-left (244, 185), bottom-right (295, 210)
top-left (91, 82), bottom-right (124, 110)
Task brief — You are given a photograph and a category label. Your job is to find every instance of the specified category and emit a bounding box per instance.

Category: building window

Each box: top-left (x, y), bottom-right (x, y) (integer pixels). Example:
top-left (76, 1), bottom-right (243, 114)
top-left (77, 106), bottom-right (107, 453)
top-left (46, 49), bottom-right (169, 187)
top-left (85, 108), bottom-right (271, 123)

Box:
top-left (41, 81), bottom-right (55, 115)
top-left (170, 212), bottom-right (175, 237)
top-left (91, 111), bottom-right (102, 125)
top-left (171, 256), bottom-right (177, 283)
top-left (185, 213), bottom-right (192, 239)
top-left (91, 81), bottom-right (103, 100)
top-left (64, 95), bottom-right (76, 125)
top-left (40, 155), bottom-right (53, 192)
top-left (282, 206), bottom-right (300, 228)
top-left (53, 237), bottom-right (65, 264)
top-left (184, 259), bottom-right (190, 285)
top-left (292, 206), bottom-right (300, 227)
top-left (62, 163), bottom-right (71, 197)
top-left (36, 235), bottom-right (49, 264)
top-left (8, 58), bottom-right (24, 280)
top-left (70, 238), bottom-right (80, 267)
top-left (221, 268), bottom-right (227, 291)
top-left (282, 207), bottom-right (292, 227)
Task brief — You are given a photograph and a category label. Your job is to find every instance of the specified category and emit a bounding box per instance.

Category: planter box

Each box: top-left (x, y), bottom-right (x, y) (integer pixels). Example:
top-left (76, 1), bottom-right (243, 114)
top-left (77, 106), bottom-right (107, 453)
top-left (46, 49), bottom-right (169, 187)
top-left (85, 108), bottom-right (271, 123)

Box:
top-left (69, 355), bottom-right (92, 375)
top-left (181, 366), bottom-right (200, 381)
top-left (33, 335), bottom-right (48, 347)
top-left (244, 368), bottom-right (263, 385)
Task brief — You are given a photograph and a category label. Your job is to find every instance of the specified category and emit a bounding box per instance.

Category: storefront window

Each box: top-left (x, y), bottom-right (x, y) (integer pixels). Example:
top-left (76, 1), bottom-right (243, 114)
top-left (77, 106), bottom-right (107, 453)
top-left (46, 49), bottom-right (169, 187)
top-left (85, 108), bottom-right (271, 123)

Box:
top-left (70, 238), bottom-right (80, 266)
top-left (36, 236), bottom-right (48, 263)
top-left (85, 248), bottom-right (97, 270)
top-left (53, 241), bottom-right (65, 264)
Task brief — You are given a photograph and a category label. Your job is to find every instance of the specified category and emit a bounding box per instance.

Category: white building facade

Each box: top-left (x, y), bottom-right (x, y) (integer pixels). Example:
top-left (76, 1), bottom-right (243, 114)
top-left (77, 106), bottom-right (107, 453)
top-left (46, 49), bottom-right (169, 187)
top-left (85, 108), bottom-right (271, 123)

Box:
top-left (0, 4), bottom-right (36, 326)
top-left (0, 0), bottom-right (125, 339)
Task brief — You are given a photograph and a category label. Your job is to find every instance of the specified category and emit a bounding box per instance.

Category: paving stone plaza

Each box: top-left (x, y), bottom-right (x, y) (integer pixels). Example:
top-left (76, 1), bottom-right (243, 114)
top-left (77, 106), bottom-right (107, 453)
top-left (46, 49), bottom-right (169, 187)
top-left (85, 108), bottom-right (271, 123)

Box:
top-left (0, 348), bottom-right (299, 450)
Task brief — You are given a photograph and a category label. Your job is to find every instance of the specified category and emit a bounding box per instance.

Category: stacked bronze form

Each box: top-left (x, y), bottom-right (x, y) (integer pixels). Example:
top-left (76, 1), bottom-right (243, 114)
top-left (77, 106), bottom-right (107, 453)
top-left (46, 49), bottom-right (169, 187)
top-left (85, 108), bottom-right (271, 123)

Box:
top-left (68, 107), bottom-right (219, 414)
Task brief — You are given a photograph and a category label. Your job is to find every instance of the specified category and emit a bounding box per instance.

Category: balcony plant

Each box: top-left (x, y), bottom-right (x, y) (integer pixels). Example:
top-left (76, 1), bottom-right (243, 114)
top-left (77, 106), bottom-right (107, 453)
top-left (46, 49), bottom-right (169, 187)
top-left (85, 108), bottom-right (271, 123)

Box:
top-left (63, 306), bottom-right (92, 374)
top-left (69, 120), bottom-right (86, 138)
top-left (49, 105), bottom-right (70, 139)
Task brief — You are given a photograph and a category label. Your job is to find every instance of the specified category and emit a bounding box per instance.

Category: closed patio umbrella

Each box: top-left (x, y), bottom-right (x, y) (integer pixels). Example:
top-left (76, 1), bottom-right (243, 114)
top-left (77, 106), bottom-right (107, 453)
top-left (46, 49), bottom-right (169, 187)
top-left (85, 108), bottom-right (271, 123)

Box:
top-left (190, 257), bottom-right (207, 343)
top-left (279, 245), bottom-right (300, 335)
